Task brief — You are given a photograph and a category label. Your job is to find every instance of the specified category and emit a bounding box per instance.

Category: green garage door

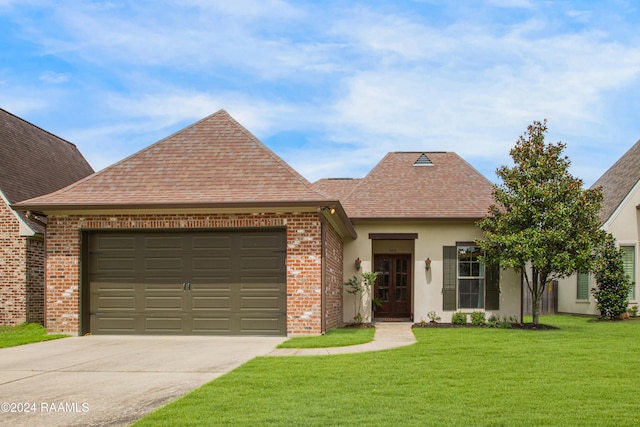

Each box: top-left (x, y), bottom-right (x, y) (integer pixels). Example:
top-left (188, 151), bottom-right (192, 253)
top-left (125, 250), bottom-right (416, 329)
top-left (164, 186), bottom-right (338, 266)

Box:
top-left (87, 229), bottom-right (287, 335)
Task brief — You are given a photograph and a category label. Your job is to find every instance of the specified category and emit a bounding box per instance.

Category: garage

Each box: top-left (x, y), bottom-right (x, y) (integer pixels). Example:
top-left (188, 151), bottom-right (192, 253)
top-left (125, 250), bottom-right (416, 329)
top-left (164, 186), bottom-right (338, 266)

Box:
top-left (84, 228), bottom-right (287, 335)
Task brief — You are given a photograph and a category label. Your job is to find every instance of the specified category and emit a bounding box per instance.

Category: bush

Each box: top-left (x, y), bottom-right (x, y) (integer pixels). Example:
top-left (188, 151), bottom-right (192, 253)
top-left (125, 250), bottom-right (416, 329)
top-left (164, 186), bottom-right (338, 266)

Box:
top-left (451, 312), bottom-right (467, 325)
top-left (470, 311), bottom-right (486, 326)
top-left (427, 311), bottom-right (441, 323)
top-left (592, 235), bottom-right (632, 320)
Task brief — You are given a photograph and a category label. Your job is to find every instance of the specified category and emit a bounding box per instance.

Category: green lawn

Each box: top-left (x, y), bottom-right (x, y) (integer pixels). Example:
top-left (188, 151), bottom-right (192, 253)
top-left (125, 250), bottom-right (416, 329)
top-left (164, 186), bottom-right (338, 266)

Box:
top-left (0, 323), bottom-right (68, 348)
top-left (133, 316), bottom-right (640, 426)
top-left (277, 326), bottom-right (375, 348)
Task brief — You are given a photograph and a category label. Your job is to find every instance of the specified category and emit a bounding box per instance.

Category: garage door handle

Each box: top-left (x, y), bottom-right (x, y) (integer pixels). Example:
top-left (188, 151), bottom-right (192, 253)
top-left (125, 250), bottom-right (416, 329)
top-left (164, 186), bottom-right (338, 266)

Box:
top-left (187, 282), bottom-right (191, 291)
top-left (182, 282), bottom-right (186, 291)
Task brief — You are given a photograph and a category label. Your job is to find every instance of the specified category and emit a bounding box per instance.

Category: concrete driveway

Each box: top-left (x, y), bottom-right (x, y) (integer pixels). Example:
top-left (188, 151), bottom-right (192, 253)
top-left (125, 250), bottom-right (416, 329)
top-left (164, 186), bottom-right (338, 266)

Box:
top-left (0, 334), bottom-right (285, 427)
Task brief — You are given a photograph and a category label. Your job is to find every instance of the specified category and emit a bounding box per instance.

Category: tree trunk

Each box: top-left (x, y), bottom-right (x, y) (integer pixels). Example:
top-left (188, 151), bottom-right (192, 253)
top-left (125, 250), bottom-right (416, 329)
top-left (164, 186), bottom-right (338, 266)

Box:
top-left (530, 269), bottom-right (548, 325)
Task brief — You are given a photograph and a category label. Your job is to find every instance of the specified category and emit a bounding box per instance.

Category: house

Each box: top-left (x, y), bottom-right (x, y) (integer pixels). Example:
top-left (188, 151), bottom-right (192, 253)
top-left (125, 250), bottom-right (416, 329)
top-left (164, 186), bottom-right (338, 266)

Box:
top-left (558, 139), bottom-right (640, 315)
top-left (314, 152), bottom-right (521, 324)
top-left (0, 108), bottom-right (94, 325)
top-left (15, 110), bottom-right (521, 336)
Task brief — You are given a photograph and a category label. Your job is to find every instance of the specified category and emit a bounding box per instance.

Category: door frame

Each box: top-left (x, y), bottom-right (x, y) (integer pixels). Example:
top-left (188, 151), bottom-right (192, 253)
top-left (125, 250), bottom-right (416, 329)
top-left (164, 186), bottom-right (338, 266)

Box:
top-left (373, 253), bottom-right (412, 319)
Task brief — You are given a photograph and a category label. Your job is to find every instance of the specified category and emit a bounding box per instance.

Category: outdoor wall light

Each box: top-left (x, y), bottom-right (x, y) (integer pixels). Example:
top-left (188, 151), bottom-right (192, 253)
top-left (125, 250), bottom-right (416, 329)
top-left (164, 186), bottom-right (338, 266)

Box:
top-left (355, 257), bottom-right (362, 270)
top-left (329, 207), bottom-right (336, 214)
top-left (425, 258), bottom-right (431, 270)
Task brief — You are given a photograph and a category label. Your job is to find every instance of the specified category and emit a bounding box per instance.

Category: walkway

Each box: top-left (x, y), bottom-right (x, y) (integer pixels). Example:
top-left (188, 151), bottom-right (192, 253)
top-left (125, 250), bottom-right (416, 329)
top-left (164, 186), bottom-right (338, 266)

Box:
top-left (266, 322), bottom-right (416, 356)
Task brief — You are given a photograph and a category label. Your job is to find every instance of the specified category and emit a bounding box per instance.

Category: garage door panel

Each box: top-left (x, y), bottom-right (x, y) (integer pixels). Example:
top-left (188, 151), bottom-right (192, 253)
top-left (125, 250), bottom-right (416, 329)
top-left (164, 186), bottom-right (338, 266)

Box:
top-left (91, 316), bottom-right (136, 333)
top-left (192, 235), bottom-right (231, 249)
top-left (241, 296), bottom-right (281, 310)
top-left (144, 317), bottom-right (183, 333)
top-left (88, 229), bottom-right (286, 335)
top-left (191, 296), bottom-right (230, 310)
top-left (144, 236), bottom-right (183, 250)
top-left (145, 296), bottom-right (183, 310)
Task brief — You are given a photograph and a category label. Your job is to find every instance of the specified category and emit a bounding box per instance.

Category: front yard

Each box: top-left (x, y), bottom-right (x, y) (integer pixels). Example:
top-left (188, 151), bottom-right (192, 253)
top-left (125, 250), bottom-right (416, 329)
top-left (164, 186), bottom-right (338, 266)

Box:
top-left (133, 315), bottom-right (640, 426)
top-left (0, 323), bottom-right (67, 348)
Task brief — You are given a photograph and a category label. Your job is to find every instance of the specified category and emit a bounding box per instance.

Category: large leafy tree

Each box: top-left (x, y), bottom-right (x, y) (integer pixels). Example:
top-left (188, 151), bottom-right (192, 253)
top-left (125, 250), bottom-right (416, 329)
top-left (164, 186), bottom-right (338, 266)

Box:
top-left (478, 120), bottom-right (606, 325)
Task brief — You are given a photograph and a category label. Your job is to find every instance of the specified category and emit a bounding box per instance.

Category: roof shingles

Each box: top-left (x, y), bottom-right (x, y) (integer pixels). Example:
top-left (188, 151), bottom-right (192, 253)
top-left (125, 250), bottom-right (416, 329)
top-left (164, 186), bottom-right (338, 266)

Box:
top-left (326, 152), bottom-right (494, 219)
top-left (17, 110), bottom-right (331, 209)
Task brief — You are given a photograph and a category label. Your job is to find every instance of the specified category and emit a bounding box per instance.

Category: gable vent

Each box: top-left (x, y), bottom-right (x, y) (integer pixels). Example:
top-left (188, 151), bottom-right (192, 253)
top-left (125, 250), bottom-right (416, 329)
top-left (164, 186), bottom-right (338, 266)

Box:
top-left (413, 153), bottom-right (434, 166)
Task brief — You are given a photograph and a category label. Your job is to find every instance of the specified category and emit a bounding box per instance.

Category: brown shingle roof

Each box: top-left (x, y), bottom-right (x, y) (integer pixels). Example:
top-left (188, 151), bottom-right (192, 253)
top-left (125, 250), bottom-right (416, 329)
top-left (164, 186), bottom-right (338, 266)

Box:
top-left (338, 152), bottom-right (494, 219)
top-left (15, 110), bottom-right (335, 210)
top-left (591, 139), bottom-right (640, 224)
top-left (312, 178), bottom-right (362, 200)
top-left (0, 108), bottom-right (94, 232)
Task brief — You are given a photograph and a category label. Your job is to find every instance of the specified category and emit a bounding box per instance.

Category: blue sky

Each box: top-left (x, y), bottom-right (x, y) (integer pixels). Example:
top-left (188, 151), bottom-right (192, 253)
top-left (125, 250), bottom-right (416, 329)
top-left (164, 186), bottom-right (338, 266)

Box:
top-left (1, 0), bottom-right (639, 186)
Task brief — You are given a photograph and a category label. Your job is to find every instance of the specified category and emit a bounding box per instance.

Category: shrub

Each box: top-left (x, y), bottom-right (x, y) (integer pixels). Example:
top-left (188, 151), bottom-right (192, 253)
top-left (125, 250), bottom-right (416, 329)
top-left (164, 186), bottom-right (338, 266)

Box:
top-left (592, 235), bottom-right (632, 320)
top-left (470, 311), bottom-right (486, 326)
top-left (427, 311), bottom-right (441, 323)
top-left (628, 305), bottom-right (639, 317)
top-left (451, 312), bottom-right (467, 325)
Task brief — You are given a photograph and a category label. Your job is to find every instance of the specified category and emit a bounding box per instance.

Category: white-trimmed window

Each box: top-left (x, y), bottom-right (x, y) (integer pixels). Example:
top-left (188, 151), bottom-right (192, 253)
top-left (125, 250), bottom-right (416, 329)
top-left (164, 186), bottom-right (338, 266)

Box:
top-left (621, 246), bottom-right (636, 301)
top-left (577, 272), bottom-right (590, 300)
top-left (457, 246), bottom-right (485, 309)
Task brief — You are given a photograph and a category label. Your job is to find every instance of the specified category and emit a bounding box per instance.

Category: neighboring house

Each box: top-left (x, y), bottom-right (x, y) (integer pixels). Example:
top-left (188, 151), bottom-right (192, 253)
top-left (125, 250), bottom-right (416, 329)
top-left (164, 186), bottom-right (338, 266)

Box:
top-left (558, 139), bottom-right (640, 315)
top-left (314, 152), bottom-right (521, 324)
top-left (0, 108), bottom-right (94, 325)
top-left (15, 110), bottom-right (521, 336)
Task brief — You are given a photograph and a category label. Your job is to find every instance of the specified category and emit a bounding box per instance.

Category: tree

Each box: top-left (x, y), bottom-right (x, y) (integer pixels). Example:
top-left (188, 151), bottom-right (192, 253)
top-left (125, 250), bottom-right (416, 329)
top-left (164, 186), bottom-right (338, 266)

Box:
top-left (477, 120), bottom-right (606, 325)
top-left (592, 233), bottom-right (632, 319)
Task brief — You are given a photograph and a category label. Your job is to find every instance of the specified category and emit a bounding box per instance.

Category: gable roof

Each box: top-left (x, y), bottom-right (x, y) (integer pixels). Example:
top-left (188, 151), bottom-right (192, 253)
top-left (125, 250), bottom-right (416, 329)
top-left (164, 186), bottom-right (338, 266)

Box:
top-left (15, 109), bottom-right (341, 211)
top-left (0, 108), bottom-right (94, 233)
top-left (327, 152), bottom-right (494, 220)
top-left (591, 139), bottom-right (640, 224)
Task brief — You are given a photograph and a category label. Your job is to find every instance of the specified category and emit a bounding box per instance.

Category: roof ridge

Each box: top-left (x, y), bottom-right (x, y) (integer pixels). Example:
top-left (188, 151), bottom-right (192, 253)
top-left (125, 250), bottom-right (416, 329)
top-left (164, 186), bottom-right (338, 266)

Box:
top-left (0, 108), bottom-right (79, 149)
top-left (217, 111), bottom-right (330, 199)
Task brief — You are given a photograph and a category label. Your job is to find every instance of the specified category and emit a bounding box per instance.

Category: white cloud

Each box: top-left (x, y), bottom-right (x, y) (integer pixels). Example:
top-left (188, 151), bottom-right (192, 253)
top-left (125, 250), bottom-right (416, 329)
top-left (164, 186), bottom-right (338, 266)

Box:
top-left (39, 71), bottom-right (71, 84)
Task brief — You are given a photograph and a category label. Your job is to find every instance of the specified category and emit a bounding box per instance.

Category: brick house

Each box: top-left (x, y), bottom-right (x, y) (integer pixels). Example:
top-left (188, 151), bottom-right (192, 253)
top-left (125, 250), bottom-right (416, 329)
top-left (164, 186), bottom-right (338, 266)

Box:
top-left (16, 110), bottom-right (355, 336)
top-left (1, 108), bottom-right (93, 325)
top-left (16, 110), bottom-right (522, 335)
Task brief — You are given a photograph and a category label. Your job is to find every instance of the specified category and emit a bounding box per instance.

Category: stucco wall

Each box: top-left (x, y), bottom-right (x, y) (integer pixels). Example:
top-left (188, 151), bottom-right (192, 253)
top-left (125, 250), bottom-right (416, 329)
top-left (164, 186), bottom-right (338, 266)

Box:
top-left (44, 211), bottom-right (329, 335)
top-left (558, 181), bottom-right (640, 315)
top-left (343, 220), bottom-right (521, 323)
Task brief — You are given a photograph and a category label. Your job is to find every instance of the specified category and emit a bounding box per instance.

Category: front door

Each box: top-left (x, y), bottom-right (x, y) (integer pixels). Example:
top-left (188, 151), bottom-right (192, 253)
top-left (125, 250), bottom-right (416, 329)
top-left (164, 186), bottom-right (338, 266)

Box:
top-left (374, 254), bottom-right (411, 318)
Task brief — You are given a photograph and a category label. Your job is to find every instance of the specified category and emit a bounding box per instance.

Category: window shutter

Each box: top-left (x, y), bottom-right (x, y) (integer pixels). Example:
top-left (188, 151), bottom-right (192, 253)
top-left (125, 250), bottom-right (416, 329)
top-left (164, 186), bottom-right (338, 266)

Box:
top-left (443, 246), bottom-right (457, 311)
top-left (485, 264), bottom-right (500, 310)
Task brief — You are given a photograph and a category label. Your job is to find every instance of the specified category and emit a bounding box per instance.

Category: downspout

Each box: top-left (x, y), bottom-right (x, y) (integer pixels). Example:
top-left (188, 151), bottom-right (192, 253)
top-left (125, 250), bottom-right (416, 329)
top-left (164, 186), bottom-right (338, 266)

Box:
top-left (317, 207), bottom-right (327, 335)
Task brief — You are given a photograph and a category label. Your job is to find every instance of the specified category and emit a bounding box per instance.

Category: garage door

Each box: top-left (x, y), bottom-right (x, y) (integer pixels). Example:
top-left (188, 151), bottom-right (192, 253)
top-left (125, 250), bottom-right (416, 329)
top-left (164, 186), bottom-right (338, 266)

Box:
top-left (86, 229), bottom-right (287, 335)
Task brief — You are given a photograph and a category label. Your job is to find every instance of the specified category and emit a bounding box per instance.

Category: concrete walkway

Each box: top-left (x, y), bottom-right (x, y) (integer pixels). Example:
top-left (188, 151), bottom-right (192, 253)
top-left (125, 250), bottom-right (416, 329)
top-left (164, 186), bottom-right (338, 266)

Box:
top-left (267, 322), bottom-right (416, 356)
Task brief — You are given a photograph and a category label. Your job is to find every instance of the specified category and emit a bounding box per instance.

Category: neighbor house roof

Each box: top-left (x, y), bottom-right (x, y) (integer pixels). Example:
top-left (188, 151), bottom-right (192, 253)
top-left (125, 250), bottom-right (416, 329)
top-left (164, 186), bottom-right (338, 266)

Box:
top-left (15, 110), bottom-right (354, 234)
top-left (314, 152), bottom-right (494, 220)
top-left (0, 108), bottom-right (94, 233)
top-left (591, 139), bottom-right (640, 224)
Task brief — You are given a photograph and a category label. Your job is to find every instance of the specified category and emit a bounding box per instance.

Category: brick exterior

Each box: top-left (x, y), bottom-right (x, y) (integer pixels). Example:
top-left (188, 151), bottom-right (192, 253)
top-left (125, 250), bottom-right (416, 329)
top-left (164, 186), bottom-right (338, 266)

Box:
top-left (0, 198), bottom-right (45, 325)
top-left (44, 211), bottom-right (340, 335)
top-left (323, 219), bottom-right (344, 330)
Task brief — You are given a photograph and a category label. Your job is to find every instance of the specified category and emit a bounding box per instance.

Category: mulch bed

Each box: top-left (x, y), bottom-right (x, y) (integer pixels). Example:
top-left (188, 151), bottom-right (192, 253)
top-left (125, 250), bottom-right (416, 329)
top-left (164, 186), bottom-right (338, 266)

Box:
top-left (412, 322), bottom-right (558, 330)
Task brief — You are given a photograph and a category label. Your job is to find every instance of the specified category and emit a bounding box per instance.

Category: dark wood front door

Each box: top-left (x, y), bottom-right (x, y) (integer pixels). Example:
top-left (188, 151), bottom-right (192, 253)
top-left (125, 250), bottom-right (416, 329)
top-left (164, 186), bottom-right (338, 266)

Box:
top-left (374, 254), bottom-right (411, 318)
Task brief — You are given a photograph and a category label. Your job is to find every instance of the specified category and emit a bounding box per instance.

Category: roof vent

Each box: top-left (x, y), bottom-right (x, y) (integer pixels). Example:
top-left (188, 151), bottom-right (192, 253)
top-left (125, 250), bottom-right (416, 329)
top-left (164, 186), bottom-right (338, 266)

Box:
top-left (413, 153), bottom-right (434, 166)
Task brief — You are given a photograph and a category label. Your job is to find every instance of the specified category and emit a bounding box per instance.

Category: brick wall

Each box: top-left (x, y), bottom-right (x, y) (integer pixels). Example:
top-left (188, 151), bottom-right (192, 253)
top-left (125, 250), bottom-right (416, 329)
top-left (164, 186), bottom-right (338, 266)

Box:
top-left (0, 198), bottom-right (45, 325)
top-left (324, 219), bottom-right (344, 330)
top-left (45, 211), bottom-right (331, 335)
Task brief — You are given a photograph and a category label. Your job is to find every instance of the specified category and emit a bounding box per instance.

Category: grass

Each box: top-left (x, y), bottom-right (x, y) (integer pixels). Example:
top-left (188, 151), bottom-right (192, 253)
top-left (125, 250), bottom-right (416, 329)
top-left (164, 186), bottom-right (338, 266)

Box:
top-left (133, 315), bottom-right (640, 426)
top-left (277, 326), bottom-right (375, 348)
top-left (0, 323), bottom-right (68, 348)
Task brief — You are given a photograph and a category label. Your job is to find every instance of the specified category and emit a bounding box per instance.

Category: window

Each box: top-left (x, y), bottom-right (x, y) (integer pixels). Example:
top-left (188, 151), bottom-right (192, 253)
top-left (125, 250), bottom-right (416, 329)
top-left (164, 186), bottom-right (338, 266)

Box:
top-left (458, 246), bottom-right (484, 309)
top-left (577, 272), bottom-right (589, 300)
top-left (621, 246), bottom-right (635, 300)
